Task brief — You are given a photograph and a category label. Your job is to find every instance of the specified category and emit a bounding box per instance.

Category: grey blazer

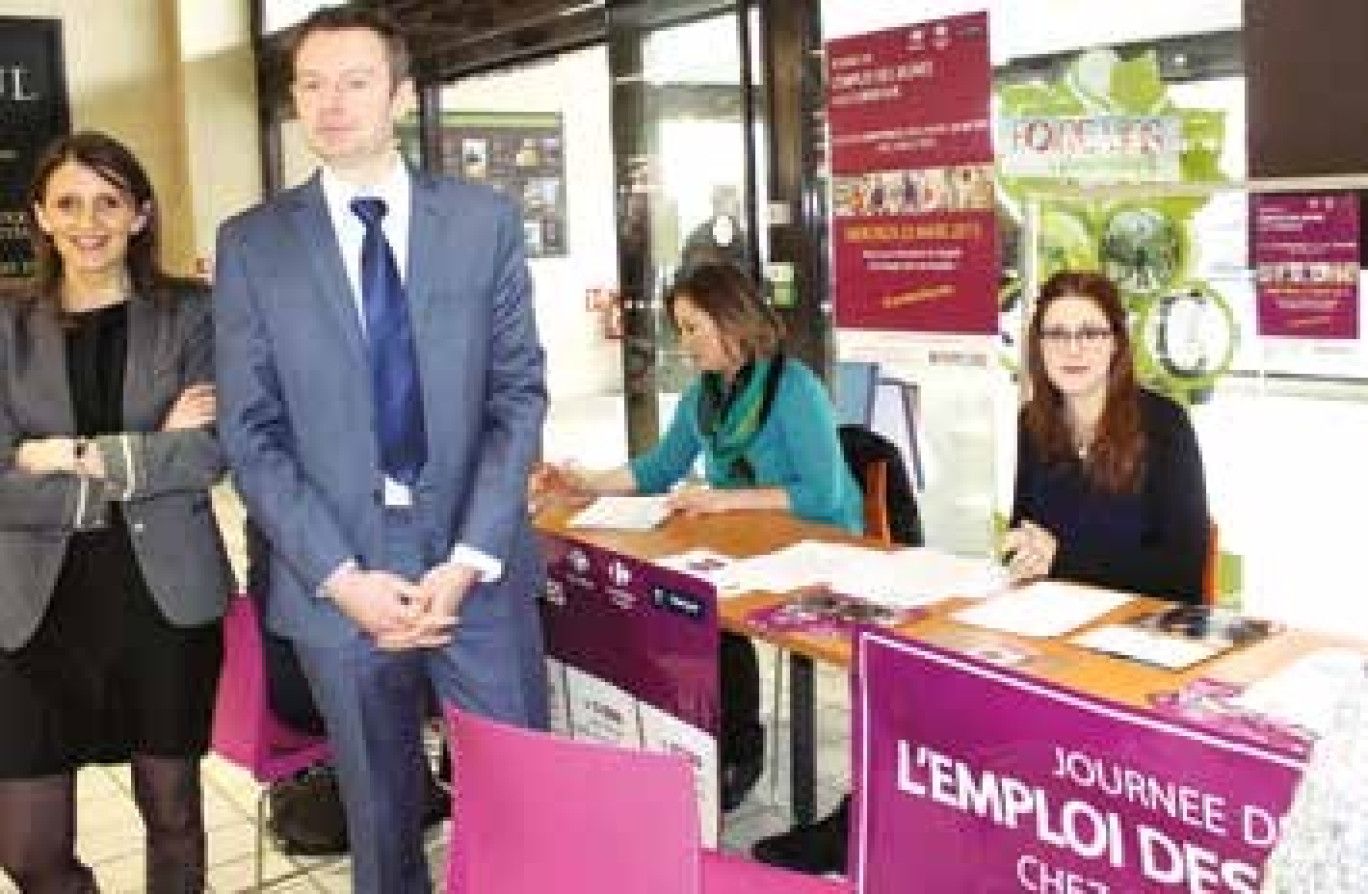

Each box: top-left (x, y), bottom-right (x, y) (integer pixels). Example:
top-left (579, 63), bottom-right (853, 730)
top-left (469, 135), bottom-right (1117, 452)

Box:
top-left (0, 288), bottom-right (234, 651)
top-left (214, 171), bottom-right (546, 647)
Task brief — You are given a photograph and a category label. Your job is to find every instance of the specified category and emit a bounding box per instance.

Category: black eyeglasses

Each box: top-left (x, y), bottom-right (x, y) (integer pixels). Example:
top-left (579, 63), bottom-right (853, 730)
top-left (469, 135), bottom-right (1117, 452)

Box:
top-left (1039, 326), bottom-right (1113, 348)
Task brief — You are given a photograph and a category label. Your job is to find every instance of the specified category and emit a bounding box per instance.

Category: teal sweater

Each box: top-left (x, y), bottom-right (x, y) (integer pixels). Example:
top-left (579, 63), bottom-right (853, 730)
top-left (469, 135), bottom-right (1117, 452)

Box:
top-left (630, 359), bottom-right (863, 534)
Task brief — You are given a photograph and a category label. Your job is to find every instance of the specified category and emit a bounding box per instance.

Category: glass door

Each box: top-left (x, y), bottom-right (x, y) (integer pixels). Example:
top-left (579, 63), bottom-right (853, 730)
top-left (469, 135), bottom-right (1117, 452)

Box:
top-left (608, 0), bottom-right (764, 452)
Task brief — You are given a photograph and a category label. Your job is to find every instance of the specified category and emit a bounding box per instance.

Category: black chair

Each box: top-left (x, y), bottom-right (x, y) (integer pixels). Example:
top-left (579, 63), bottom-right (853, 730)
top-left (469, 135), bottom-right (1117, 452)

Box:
top-left (837, 424), bottom-right (923, 548)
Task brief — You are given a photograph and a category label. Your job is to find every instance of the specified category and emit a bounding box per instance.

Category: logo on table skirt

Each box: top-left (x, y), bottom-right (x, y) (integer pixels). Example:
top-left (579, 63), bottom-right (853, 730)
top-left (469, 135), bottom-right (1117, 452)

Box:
top-left (651, 586), bottom-right (707, 621)
top-left (608, 559), bottom-right (633, 588)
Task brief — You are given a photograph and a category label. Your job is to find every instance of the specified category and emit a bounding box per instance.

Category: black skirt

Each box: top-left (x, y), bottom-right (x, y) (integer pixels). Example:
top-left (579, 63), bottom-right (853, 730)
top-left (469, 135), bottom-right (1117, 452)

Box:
top-left (0, 520), bottom-right (223, 778)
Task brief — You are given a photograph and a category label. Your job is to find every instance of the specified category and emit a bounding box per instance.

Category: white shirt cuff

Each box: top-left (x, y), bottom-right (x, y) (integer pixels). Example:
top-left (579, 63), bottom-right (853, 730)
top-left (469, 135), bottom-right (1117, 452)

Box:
top-left (447, 544), bottom-right (503, 583)
top-left (318, 559), bottom-right (358, 598)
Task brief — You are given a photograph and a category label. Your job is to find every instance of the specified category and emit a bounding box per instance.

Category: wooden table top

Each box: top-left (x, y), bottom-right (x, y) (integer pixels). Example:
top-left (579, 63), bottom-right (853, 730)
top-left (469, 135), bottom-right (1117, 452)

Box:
top-left (535, 500), bottom-right (1364, 711)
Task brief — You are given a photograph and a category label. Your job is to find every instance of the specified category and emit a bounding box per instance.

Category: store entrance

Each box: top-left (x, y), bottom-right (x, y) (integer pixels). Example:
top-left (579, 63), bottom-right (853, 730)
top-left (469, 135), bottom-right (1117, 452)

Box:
top-left (607, 0), bottom-right (764, 453)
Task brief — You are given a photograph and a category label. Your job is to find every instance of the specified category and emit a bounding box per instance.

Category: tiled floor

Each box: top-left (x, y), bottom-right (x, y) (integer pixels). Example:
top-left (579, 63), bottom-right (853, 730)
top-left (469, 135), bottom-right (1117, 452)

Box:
top-left (0, 653), bottom-right (851, 893)
top-left (4, 393), bottom-right (851, 892)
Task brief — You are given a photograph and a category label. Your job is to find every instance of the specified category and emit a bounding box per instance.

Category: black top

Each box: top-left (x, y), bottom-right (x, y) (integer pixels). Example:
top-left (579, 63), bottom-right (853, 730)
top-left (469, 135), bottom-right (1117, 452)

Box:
top-left (1010, 389), bottom-right (1210, 603)
top-left (65, 303), bottom-right (127, 436)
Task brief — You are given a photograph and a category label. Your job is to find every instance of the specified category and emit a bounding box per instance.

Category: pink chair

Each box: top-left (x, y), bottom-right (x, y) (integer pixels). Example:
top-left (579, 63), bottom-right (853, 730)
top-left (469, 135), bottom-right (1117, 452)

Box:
top-left (444, 707), bottom-right (849, 893)
top-left (211, 594), bottom-right (332, 890)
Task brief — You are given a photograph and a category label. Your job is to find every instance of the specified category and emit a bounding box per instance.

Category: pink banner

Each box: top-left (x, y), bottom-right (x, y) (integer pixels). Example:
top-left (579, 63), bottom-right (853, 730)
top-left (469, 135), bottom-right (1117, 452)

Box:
top-left (853, 631), bottom-right (1305, 893)
top-left (1253, 193), bottom-right (1360, 339)
top-left (540, 534), bottom-right (722, 840)
top-left (826, 13), bottom-right (997, 333)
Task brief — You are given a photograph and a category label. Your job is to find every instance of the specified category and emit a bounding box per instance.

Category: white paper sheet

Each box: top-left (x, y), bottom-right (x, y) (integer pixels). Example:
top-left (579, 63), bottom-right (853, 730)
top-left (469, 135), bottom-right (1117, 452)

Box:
top-left (860, 548), bottom-right (1010, 608)
top-left (568, 495), bottom-right (672, 531)
top-left (1072, 625), bottom-right (1225, 670)
top-left (951, 580), bottom-right (1132, 638)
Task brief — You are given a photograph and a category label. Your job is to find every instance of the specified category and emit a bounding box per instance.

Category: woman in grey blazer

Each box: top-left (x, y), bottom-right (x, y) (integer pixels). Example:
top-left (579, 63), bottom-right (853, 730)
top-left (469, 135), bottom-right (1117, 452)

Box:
top-left (0, 131), bottom-right (232, 893)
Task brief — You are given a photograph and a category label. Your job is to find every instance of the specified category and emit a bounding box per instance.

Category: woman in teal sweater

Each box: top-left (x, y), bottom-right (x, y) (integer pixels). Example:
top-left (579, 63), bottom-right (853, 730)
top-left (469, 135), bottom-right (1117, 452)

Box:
top-left (536, 262), bottom-right (861, 810)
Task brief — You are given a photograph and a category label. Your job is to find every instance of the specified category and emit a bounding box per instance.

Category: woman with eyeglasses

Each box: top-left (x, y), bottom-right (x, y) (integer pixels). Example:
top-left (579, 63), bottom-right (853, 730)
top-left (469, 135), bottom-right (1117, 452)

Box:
top-left (532, 261), bottom-right (862, 814)
top-left (1003, 269), bottom-right (1209, 602)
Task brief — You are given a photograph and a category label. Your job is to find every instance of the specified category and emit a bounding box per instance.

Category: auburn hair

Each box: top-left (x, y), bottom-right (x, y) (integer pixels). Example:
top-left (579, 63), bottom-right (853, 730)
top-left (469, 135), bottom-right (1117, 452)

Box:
top-left (1023, 270), bottom-right (1144, 493)
top-left (664, 262), bottom-right (783, 362)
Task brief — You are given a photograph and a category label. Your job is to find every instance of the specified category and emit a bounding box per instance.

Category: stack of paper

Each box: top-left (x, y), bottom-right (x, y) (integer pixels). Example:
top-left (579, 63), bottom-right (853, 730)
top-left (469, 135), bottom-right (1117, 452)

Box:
top-left (865, 548), bottom-right (1010, 607)
top-left (726, 541), bottom-right (876, 594)
top-left (722, 541), bottom-right (1006, 609)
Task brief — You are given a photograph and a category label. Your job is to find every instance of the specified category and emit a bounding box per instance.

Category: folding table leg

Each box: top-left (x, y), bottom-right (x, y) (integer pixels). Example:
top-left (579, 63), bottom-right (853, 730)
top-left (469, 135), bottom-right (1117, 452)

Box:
top-left (788, 653), bottom-right (816, 824)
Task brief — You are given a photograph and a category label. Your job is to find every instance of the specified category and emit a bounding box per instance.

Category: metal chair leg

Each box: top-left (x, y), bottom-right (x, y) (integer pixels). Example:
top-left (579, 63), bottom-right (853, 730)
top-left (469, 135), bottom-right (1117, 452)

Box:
top-left (768, 642), bottom-right (786, 802)
top-left (255, 791), bottom-right (267, 891)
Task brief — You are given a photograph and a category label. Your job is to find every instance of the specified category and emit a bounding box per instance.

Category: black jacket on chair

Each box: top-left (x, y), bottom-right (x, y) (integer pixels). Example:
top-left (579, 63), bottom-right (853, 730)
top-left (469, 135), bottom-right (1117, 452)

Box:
top-left (837, 424), bottom-right (923, 548)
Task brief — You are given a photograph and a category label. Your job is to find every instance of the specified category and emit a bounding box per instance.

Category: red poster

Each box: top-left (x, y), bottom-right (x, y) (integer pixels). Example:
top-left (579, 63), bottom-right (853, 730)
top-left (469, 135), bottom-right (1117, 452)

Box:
top-left (827, 13), bottom-right (997, 333)
top-left (1253, 193), bottom-right (1360, 339)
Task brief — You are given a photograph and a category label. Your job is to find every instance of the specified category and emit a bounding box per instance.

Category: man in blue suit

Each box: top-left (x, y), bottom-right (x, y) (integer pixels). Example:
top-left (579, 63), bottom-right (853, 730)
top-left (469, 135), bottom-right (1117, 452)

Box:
top-left (214, 8), bottom-right (547, 891)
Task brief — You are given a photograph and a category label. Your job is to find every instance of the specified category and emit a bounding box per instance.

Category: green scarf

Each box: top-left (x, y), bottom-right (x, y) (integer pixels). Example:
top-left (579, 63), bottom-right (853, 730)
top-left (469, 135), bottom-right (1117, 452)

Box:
top-left (698, 357), bottom-right (778, 487)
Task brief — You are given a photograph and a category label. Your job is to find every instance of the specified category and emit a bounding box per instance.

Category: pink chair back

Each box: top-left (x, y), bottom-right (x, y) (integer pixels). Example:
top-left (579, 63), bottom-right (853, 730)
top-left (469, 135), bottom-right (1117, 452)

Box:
top-left (445, 706), bottom-right (701, 894)
top-left (211, 594), bottom-right (330, 781)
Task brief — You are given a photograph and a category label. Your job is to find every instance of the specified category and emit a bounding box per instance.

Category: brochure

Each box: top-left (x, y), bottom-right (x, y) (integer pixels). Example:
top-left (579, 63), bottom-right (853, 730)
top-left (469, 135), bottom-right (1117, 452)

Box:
top-left (746, 587), bottom-right (925, 638)
top-left (1074, 605), bottom-right (1277, 670)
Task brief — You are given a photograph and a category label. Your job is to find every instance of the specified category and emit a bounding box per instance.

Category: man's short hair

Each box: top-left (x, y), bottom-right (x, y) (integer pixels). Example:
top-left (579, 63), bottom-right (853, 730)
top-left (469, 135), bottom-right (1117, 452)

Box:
top-left (287, 5), bottom-right (412, 85)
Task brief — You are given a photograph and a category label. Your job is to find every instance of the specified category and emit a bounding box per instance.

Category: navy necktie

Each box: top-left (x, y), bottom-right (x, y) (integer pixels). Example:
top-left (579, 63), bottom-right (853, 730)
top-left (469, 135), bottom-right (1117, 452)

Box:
top-left (351, 197), bottom-right (427, 486)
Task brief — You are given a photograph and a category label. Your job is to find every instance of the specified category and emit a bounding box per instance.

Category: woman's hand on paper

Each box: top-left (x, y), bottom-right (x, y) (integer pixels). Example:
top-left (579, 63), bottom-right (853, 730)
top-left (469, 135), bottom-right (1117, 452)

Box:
top-left (666, 486), bottom-right (737, 518)
top-left (1001, 520), bottom-right (1057, 584)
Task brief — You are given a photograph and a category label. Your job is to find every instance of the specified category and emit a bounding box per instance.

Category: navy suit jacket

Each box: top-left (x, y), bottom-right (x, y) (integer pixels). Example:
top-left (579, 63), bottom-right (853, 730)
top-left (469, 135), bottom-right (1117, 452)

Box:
top-left (214, 171), bottom-right (547, 646)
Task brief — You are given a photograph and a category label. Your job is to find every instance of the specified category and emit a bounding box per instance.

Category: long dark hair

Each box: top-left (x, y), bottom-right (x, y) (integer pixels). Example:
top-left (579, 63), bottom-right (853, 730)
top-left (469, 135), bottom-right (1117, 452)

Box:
top-left (21, 130), bottom-right (194, 309)
top-left (664, 262), bottom-right (783, 363)
top-left (1023, 270), bottom-right (1144, 493)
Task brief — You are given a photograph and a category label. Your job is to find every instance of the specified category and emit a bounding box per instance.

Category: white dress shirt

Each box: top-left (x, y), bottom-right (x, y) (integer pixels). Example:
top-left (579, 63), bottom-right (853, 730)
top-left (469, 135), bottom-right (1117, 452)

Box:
top-left (317, 157), bottom-right (501, 588)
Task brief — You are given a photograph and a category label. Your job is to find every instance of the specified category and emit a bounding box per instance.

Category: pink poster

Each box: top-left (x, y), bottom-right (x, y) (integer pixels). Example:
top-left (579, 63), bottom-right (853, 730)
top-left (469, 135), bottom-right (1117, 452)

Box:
top-left (853, 631), bottom-right (1305, 893)
top-left (826, 12), bottom-right (997, 333)
top-left (1253, 193), bottom-right (1360, 339)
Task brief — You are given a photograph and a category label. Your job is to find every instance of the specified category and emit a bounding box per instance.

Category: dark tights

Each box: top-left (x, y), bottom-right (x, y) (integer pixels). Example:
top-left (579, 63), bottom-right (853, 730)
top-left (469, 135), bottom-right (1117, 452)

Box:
top-left (0, 756), bottom-right (205, 893)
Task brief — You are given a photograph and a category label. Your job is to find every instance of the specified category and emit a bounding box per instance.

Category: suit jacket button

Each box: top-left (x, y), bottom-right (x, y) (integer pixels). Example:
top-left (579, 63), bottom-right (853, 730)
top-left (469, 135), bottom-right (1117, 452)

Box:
top-left (132, 521), bottom-right (146, 534)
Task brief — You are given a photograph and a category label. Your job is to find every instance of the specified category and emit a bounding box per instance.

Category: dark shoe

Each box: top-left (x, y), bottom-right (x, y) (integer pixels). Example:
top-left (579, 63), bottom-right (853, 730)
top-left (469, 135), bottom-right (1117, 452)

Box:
top-left (720, 755), bottom-right (764, 812)
top-left (270, 762), bottom-right (449, 855)
top-left (269, 766), bottom-right (349, 856)
top-left (751, 796), bottom-right (849, 875)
